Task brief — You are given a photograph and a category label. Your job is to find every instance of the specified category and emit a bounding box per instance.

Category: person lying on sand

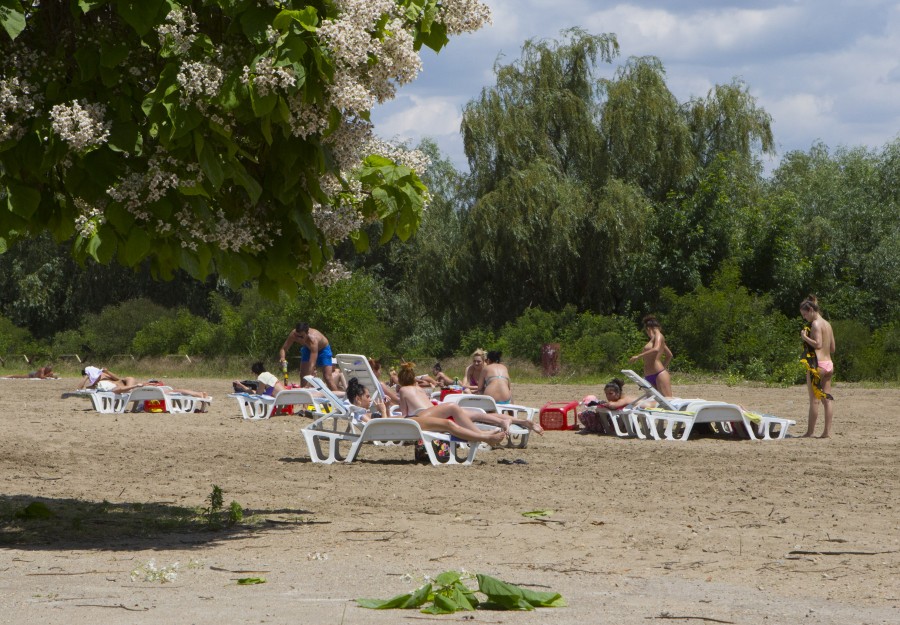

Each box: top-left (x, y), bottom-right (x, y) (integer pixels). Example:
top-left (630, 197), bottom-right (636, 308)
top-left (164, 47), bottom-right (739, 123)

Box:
top-left (5, 365), bottom-right (58, 379)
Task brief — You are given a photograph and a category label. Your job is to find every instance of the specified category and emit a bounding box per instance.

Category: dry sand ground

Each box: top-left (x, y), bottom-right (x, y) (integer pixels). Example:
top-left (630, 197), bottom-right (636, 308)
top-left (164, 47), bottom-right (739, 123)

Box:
top-left (0, 377), bottom-right (898, 625)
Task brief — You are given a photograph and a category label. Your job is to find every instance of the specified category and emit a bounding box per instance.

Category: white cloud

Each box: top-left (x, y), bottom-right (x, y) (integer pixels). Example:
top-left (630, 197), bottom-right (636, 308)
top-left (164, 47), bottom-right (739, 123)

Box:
top-left (374, 95), bottom-right (463, 141)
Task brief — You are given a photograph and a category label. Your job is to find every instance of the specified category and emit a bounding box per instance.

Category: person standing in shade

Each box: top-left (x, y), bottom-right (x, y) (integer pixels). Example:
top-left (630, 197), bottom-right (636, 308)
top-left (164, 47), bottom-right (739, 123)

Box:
top-left (279, 322), bottom-right (338, 390)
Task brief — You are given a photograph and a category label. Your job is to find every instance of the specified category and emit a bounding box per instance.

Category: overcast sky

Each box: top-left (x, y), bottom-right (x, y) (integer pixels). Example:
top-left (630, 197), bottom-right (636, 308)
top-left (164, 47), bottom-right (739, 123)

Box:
top-left (371, 0), bottom-right (900, 174)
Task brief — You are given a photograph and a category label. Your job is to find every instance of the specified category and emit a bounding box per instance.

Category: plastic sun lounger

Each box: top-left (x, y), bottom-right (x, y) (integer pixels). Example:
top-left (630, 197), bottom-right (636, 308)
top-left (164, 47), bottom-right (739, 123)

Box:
top-left (121, 386), bottom-right (212, 414)
top-left (302, 417), bottom-right (480, 466)
top-left (620, 369), bottom-right (795, 441)
top-left (228, 388), bottom-right (332, 421)
top-left (61, 389), bottom-right (129, 414)
top-left (440, 393), bottom-right (535, 448)
top-left (334, 354), bottom-right (389, 404)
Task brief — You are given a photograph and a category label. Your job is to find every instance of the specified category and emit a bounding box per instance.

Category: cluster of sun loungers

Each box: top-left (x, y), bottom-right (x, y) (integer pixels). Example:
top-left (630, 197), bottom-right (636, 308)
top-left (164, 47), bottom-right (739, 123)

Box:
top-left (588, 370), bottom-right (796, 441)
top-left (62, 385), bottom-right (211, 415)
top-left (59, 357), bottom-right (795, 467)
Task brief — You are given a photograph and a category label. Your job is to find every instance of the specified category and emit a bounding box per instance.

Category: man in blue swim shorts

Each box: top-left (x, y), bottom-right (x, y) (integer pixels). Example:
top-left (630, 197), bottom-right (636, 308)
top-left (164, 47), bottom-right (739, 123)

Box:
top-left (279, 322), bottom-right (339, 390)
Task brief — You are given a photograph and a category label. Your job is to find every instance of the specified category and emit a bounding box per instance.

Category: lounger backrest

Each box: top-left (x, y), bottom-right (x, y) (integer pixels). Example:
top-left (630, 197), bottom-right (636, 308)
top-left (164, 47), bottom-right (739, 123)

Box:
top-left (620, 369), bottom-right (679, 410)
top-left (335, 354), bottom-right (387, 404)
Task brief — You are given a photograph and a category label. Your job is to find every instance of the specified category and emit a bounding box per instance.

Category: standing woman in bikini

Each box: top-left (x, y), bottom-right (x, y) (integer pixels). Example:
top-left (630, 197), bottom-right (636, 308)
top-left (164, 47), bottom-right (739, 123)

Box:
top-left (800, 294), bottom-right (836, 438)
top-left (629, 315), bottom-right (673, 397)
top-left (463, 349), bottom-right (486, 393)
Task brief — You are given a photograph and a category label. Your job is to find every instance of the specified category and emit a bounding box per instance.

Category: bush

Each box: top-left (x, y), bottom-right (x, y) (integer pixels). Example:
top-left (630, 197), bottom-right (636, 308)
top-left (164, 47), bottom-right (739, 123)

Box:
top-left (132, 309), bottom-right (210, 356)
top-left (75, 298), bottom-right (173, 357)
top-left (497, 305), bottom-right (643, 371)
top-left (660, 264), bottom-right (797, 379)
top-left (0, 315), bottom-right (33, 354)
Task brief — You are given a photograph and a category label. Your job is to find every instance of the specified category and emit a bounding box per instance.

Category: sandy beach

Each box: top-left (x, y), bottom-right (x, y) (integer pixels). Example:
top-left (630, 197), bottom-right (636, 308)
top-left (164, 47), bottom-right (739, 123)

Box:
top-left (0, 377), bottom-right (898, 624)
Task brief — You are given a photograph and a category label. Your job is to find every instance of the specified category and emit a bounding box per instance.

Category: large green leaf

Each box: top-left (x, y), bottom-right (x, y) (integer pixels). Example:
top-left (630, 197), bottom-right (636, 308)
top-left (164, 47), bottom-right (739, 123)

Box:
top-left (6, 181), bottom-right (40, 218)
top-left (0, 0), bottom-right (26, 41)
top-left (357, 583), bottom-right (432, 609)
top-left (476, 574), bottom-right (566, 609)
top-left (199, 142), bottom-right (225, 190)
top-left (116, 0), bottom-right (167, 37)
top-left (121, 226), bottom-right (151, 266)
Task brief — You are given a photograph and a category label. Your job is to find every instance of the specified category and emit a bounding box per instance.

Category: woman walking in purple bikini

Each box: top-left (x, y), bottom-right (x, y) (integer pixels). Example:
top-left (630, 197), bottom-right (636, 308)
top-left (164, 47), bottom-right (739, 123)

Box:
top-left (629, 315), bottom-right (673, 397)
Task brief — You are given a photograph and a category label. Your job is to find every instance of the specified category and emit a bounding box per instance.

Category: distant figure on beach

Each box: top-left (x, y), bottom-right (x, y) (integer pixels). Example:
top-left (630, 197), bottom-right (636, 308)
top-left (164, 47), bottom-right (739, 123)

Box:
top-left (279, 322), bottom-right (338, 390)
top-left (5, 365), bottom-right (57, 379)
top-left (799, 294), bottom-right (836, 438)
top-left (629, 315), bottom-right (673, 397)
top-left (579, 378), bottom-right (643, 434)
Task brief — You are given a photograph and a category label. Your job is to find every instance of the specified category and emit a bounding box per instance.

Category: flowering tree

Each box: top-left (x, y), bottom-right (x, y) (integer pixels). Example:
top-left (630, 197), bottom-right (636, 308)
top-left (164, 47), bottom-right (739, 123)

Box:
top-left (0, 0), bottom-right (490, 293)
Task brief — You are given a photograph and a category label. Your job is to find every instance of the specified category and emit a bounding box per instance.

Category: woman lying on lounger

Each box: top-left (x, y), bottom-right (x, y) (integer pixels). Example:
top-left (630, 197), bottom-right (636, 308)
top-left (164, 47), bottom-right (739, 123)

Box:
top-left (347, 375), bottom-right (506, 446)
top-left (579, 379), bottom-right (650, 434)
top-left (396, 362), bottom-right (542, 436)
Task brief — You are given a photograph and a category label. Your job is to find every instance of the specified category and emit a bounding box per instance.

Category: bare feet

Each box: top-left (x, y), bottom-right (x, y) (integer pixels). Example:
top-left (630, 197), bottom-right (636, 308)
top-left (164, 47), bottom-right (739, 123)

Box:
top-left (525, 421), bottom-right (544, 436)
top-left (801, 432), bottom-right (815, 438)
top-left (485, 430), bottom-right (506, 446)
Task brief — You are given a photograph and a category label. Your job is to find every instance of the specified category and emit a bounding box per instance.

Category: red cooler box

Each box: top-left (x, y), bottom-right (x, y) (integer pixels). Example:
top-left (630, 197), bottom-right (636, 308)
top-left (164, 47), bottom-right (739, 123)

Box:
top-left (539, 400), bottom-right (579, 430)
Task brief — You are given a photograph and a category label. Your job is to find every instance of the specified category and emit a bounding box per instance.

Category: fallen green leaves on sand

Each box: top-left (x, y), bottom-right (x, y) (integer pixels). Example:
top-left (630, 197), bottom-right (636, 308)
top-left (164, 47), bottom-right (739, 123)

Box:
top-left (357, 571), bottom-right (566, 614)
top-left (521, 509), bottom-right (554, 518)
top-left (236, 577), bottom-right (266, 585)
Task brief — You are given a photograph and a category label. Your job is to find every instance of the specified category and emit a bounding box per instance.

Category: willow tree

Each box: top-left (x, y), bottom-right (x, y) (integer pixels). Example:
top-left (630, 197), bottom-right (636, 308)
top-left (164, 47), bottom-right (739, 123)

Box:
top-left (455, 29), bottom-right (654, 323)
top-left (0, 0), bottom-right (491, 294)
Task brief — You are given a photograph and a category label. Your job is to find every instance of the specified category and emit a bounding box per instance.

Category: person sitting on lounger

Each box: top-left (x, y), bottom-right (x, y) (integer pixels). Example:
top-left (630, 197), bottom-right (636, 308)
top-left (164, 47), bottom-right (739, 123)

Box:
top-left (479, 350), bottom-right (513, 404)
top-left (397, 362), bottom-right (542, 436)
top-left (233, 361), bottom-right (286, 397)
top-left (367, 358), bottom-right (400, 406)
top-left (430, 362), bottom-right (456, 388)
top-left (5, 365), bottom-right (58, 379)
top-left (463, 349), bottom-right (486, 393)
top-left (579, 379), bottom-right (649, 434)
top-left (351, 373), bottom-right (506, 446)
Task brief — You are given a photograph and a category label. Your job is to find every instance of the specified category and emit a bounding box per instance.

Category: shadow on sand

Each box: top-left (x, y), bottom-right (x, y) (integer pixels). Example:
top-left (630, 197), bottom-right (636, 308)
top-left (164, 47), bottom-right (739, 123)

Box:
top-left (0, 494), bottom-right (323, 551)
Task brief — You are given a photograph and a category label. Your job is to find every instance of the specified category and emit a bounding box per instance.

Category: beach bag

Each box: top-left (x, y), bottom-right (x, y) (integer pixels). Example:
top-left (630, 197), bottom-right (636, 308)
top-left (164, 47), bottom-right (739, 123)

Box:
top-left (578, 409), bottom-right (605, 434)
top-left (414, 439), bottom-right (450, 463)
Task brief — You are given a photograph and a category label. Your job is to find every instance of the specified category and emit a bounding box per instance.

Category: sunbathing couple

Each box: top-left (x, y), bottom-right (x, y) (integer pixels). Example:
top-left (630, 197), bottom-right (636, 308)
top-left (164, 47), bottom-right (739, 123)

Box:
top-left (347, 362), bottom-right (542, 439)
top-left (78, 366), bottom-right (208, 398)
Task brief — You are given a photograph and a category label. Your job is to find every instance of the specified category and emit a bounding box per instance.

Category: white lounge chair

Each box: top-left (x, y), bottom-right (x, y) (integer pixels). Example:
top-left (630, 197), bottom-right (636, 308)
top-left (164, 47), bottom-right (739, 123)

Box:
top-left (228, 388), bottom-right (332, 421)
top-left (121, 386), bottom-right (212, 414)
top-left (334, 354), bottom-right (389, 403)
top-left (302, 417), bottom-right (481, 466)
top-left (440, 393), bottom-right (536, 448)
top-left (620, 369), bottom-right (795, 441)
top-left (61, 389), bottom-right (129, 414)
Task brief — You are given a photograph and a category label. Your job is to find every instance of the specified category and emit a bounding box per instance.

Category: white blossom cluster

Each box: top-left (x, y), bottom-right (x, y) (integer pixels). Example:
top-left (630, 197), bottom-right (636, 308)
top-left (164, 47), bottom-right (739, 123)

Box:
top-left (174, 206), bottom-right (276, 253)
top-left (157, 7), bottom-right (197, 56)
top-left (176, 61), bottom-right (224, 105)
top-left (324, 117), bottom-right (374, 173)
top-left (130, 560), bottom-right (179, 584)
top-left (106, 153), bottom-right (202, 217)
top-left (240, 57), bottom-right (297, 97)
top-left (312, 199), bottom-right (364, 244)
top-left (49, 100), bottom-right (111, 151)
top-left (364, 138), bottom-right (431, 176)
top-left (284, 97), bottom-right (328, 139)
top-left (313, 261), bottom-right (352, 287)
top-left (0, 76), bottom-right (37, 142)
top-left (73, 199), bottom-right (106, 238)
top-left (438, 0), bottom-right (493, 34)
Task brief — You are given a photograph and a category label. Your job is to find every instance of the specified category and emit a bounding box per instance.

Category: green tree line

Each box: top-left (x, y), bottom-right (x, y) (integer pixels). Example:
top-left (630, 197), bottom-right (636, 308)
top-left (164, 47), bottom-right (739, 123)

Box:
top-left (2, 29), bottom-right (899, 382)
